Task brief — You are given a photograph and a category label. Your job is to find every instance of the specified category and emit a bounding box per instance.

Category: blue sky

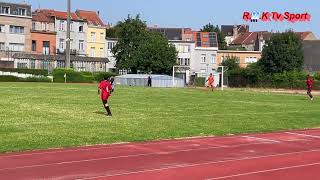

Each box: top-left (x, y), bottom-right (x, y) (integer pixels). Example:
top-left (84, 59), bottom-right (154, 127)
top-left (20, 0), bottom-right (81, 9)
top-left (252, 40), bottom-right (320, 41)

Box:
top-left (25, 0), bottom-right (319, 37)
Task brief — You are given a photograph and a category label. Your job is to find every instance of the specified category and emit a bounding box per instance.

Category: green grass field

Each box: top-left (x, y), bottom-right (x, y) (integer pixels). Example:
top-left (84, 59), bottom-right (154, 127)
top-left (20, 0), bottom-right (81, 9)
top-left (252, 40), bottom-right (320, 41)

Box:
top-left (0, 82), bottom-right (320, 153)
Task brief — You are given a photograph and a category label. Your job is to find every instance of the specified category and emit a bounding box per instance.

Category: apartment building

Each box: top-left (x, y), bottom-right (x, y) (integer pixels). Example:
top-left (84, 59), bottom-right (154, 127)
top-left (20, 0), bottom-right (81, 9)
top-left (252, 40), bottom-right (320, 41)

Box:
top-left (76, 10), bottom-right (107, 58)
top-left (0, 2), bottom-right (32, 60)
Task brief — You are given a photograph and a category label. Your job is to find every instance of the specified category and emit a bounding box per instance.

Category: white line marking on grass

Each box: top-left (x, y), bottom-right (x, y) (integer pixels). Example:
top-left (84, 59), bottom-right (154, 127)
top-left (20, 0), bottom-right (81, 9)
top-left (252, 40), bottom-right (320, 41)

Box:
top-left (0, 141), bottom-right (276, 171)
top-left (206, 162), bottom-right (320, 180)
top-left (286, 132), bottom-right (320, 139)
top-left (242, 136), bottom-right (281, 143)
top-left (79, 149), bottom-right (320, 180)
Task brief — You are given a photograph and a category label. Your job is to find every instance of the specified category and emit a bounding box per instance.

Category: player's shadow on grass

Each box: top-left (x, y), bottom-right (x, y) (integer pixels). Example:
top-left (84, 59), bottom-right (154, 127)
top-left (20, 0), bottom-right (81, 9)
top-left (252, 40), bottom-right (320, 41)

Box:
top-left (94, 111), bottom-right (106, 115)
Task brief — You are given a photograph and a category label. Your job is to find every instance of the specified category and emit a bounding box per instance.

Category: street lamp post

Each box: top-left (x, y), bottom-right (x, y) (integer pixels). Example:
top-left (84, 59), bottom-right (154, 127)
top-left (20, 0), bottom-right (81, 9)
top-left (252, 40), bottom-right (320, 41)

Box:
top-left (66, 0), bottom-right (71, 68)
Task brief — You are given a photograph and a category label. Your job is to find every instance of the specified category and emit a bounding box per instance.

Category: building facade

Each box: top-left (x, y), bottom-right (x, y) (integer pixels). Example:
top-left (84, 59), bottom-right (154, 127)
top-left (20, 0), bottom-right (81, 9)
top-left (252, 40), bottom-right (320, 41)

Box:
top-left (0, 2), bottom-right (32, 60)
top-left (36, 9), bottom-right (88, 56)
top-left (76, 10), bottom-right (107, 58)
top-left (31, 10), bottom-right (56, 55)
top-left (217, 50), bottom-right (262, 68)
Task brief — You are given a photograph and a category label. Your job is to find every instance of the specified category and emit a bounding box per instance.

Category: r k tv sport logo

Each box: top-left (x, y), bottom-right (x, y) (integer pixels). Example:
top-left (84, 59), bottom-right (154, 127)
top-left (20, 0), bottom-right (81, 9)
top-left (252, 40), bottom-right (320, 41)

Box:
top-left (243, 12), bottom-right (311, 23)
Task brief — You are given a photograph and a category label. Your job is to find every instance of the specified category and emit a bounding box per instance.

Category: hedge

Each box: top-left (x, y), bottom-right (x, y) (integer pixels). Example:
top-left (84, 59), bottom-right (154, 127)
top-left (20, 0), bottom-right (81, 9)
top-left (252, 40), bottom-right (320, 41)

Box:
top-left (0, 75), bottom-right (51, 82)
top-left (52, 69), bottom-right (117, 83)
top-left (194, 77), bottom-right (206, 87)
top-left (0, 68), bottom-right (48, 76)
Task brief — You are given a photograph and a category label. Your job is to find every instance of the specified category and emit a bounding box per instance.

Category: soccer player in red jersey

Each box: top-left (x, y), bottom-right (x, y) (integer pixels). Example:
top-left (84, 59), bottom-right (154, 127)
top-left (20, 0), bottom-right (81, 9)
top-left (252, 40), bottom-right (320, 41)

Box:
top-left (306, 75), bottom-right (314, 101)
top-left (206, 73), bottom-right (214, 91)
top-left (98, 77), bottom-right (113, 116)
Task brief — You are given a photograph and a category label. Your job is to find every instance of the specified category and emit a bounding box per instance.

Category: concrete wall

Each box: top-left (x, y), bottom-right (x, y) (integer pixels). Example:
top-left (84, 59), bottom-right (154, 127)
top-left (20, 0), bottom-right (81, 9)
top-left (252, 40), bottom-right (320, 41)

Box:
top-left (86, 26), bottom-right (106, 57)
top-left (0, 15), bottom-right (32, 59)
top-left (217, 50), bottom-right (262, 68)
top-left (55, 19), bottom-right (88, 55)
top-left (31, 32), bottom-right (56, 55)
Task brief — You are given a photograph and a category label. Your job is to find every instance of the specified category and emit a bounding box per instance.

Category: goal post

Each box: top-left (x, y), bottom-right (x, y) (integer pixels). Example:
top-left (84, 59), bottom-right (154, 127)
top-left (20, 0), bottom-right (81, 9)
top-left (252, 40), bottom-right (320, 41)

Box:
top-left (172, 65), bottom-right (189, 87)
top-left (217, 66), bottom-right (225, 91)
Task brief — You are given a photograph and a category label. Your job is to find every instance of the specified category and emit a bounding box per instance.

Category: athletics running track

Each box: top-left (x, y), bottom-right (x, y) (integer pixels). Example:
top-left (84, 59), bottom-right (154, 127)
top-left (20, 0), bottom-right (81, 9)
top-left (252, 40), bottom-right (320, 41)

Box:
top-left (1, 129), bottom-right (320, 180)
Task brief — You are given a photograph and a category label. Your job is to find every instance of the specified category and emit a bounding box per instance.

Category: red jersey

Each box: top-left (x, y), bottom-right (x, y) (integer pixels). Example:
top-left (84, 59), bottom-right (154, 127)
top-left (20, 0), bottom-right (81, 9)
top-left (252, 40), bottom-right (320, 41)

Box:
top-left (306, 78), bottom-right (313, 89)
top-left (99, 80), bottom-right (112, 100)
top-left (208, 76), bottom-right (214, 85)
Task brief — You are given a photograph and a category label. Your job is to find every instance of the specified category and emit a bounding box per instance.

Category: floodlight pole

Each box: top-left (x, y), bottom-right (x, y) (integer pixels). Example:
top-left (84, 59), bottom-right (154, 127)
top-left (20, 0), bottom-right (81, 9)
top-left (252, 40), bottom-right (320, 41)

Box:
top-left (65, 0), bottom-right (71, 68)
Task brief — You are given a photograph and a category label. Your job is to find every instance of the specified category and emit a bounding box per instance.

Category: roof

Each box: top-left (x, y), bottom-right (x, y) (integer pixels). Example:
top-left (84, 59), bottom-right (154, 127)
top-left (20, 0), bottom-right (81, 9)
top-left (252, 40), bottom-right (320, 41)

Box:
top-left (76, 10), bottom-right (106, 26)
top-left (221, 25), bottom-right (249, 36)
top-left (296, 32), bottom-right (314, 40)
top-left (231, 31), bottom-right (270, 45)
top-left (148, 27), bottom-right (186, 40)
top-left (32, 10), bottom-right (55, 23)
top-left (36, 9), bottom-right (83, 21)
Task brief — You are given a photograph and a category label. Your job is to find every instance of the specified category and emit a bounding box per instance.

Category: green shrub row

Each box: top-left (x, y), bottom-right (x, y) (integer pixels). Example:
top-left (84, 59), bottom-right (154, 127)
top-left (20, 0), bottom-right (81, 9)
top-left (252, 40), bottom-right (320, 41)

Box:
top-left (0, 75), bottom-right (51, 82)
top-left (194, 77), bottom-right (206, 87)
top-left (52, 69), bottom-right (117, 83)
top-left (0, 68), bottom-right (48, 76)
top-left (228, 67), bottom-right (320, 90)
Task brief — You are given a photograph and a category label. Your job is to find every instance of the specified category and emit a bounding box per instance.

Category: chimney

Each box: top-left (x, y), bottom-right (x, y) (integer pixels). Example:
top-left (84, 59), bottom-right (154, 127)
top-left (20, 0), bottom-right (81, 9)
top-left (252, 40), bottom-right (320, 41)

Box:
top-left (97, 11), bottom-right (100, 17)
top-left (233, 25), bottom-right (238, 38)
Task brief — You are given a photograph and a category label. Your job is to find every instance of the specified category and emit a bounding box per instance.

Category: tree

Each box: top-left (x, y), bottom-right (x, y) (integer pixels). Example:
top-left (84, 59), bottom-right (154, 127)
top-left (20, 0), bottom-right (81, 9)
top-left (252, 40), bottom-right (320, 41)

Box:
top-left (220, 56), bottom-right (240, 72)
top-left (106, 28), bottom-right (116, 38)
top-left (258, 31), bottom-right (304, 74)
top-left (112, 15), bottom-right (177, 74)
top-left (132, 32), bottom-right (177, 74)
top-left (201, 23), bottom-right (227, 50)
top-left (111, 15), bottom-right (147, 72)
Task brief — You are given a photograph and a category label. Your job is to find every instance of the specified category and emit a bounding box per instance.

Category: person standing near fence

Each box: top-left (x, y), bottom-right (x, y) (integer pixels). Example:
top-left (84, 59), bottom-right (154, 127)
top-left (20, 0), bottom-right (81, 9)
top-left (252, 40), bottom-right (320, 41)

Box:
top-left (306, 75), bottom-right (314, 101)
top-left (98, 77), bottom-right (113, 117)
top-left (206, 73), bottom-right (214, 91)
top-left (147, 75), bottom-right (152, 87)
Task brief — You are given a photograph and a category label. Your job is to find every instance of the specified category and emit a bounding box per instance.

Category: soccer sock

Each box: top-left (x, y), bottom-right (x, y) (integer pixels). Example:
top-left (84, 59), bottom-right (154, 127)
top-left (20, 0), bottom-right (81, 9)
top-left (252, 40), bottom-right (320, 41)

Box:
top-left (105, 106), bottom-right (112, 116)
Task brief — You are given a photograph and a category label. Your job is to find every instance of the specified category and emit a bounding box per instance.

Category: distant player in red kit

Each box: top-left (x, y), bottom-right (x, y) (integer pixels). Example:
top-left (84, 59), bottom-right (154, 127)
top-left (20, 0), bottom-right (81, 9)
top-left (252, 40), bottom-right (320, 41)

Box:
top-left (206, 73), bottom-right (214, 91)
top-left (306, 75), bottom-right (314, 101)
top-left (98, 77), bottom-right (113, 116)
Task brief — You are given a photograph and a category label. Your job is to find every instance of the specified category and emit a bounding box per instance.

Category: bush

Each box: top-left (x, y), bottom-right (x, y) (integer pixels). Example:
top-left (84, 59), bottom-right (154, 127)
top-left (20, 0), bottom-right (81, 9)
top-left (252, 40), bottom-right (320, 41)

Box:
top-left (194, 77), bottom-right (206, 87)
top-left (93, 72), bottom-right (117, 82)
top-left (0, 75), bottom-right (51, 82)
top-left (52, 69), bottom-right (116, 83)
top-left (0, 68), bottom-right (48, 76)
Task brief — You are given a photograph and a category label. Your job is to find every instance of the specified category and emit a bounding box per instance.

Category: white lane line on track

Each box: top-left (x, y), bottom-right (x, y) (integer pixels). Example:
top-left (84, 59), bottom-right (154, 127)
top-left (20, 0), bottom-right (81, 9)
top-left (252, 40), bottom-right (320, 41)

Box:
top-left (286, 132), bottom-right (320, 139)
top-left (206, 162), bottom-right (320, 180)
top-left (241, 136), bottom-right (281, 143)
top-left (78, 149), bottom-right (320, 180)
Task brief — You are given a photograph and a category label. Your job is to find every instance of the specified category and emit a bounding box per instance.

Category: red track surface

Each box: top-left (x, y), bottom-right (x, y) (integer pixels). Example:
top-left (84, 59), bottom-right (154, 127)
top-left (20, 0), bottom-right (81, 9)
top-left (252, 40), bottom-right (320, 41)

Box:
top-left (1, 129), bottom-right (320, 180)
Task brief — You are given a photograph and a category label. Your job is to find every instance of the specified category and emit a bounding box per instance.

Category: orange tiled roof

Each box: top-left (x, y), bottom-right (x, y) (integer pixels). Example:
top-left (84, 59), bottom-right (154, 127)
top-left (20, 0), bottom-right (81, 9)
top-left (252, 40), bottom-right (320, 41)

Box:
top-left (76, 10), bottom-right (105, 26)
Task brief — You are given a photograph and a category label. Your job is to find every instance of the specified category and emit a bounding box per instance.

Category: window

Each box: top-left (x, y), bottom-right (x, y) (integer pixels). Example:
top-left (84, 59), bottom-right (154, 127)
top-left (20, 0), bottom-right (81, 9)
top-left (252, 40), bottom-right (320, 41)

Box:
top-left (32, 22), bottom-right (36, 30)
top-left (202, 34), bottom-right (209, 38)
top-left (108, 42), bottom-right (114, 50)
top-left (0, 24), bottom-right (4, 32)
top-left (43, 41), bottom-right (50, 55)
top-left (210, 54), bottom-right (216, 64)
top-left (10, 26), bottom-right (24, 34)
top-left (100, 33), bottom-right (104, 41)
top-left (91, 47), bottom-right (96, 57)
top-left (179, 58), bottom-right (184, 65)
top-left (2, 7), bottom-right (10, 14)
top-left (79, 24), bottom-right (84, 32)
top-left (17, 62), bottom-right (27, 69)
top-left (70, 22), bottom-right (73, 32)
top-left (59, 21), bottom-right (65, 31)
top-left (9, 43), bottom-right (24, 52)
top-left (70, 39), bottom-right (73, 49)
top-left (59, 39), bottom-right (65, 49)
top-left (100, 48), bottom-right (104, 57)
top-left (79, 40), bottom-right (84, 51)
top-left (185, 58), bottom-right (190, 66)
top-left (245, 57), bottom-right (258, 64)
top-left (186, 38), bottom-right (192, 41)
top-left (18, 8), bottom-right (26, 16)
top-left (0, 42), bottom-right (5, 51)
top-left (91, 32), bottom-right (96, 42)
top-left (201, 54), bottom-right (206, 64)
top-left (41, 23), bottom-right (46, 31)
top-left (32, 40), bottom-right (36, 51)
